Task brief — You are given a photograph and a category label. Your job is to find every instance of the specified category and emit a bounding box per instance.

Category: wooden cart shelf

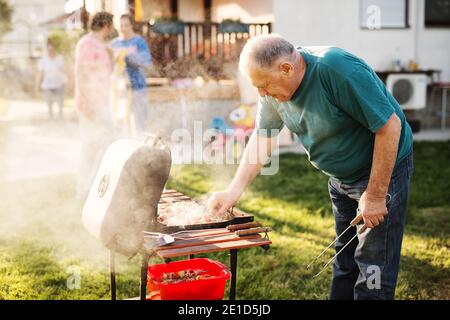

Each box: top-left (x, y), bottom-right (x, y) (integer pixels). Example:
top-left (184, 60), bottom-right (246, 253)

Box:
top-left (155, 234), bottom-right (271, 258)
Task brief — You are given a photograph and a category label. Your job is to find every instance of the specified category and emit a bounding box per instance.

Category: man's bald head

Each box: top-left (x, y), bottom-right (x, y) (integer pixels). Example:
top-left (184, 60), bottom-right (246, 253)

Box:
top-left (239, 34), bottom-right (296, 76)
top-left (238, 34), bottom-right (304, 102)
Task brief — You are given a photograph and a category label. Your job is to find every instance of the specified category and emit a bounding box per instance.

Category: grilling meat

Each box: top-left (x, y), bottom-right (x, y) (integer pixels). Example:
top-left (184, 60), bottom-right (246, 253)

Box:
top-left (158, 201), bottom-right (233, 226)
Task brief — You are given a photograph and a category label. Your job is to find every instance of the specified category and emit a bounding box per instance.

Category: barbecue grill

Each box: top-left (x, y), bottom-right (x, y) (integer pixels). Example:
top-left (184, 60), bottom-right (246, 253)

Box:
top-left (109, 189), bottom-right (271, 300)
top-left (82, 135), bottom-right (271, 300)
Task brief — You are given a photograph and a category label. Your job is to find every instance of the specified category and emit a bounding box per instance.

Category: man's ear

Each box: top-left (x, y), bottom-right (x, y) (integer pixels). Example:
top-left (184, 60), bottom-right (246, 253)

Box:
top-left (279, 62), bottom-right (293, 77)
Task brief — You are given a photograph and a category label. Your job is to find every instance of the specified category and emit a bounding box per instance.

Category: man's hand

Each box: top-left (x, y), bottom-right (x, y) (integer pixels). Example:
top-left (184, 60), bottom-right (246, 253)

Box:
top-left (206, 132), bottom-right (274, 216)
top-left (206, 190), bottom-right (240, 215)
top-left (207, 132), bottom-right (273, 218)
top-left (359, 191), bottom-right (388, 228)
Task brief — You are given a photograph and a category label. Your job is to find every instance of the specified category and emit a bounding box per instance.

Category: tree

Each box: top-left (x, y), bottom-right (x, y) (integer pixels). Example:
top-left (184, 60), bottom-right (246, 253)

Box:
top-left (0, 0), bottom-right (13, 39)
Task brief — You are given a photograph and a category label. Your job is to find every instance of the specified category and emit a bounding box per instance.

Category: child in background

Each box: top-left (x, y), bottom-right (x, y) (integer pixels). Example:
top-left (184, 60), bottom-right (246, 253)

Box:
top-left (35, 39), bottom-right (66, 120)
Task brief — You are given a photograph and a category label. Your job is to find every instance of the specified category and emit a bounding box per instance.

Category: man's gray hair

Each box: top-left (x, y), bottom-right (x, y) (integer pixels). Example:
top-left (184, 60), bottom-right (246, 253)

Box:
top-left (239, 34), bottom-right (295, 74)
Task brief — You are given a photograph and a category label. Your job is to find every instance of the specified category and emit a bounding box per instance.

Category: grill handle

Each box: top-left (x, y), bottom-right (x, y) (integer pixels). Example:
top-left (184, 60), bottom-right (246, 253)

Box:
top-left (144, 133), bottom-right (168, 150)
top-left (236, 227), bottom-right (272, 236)
top-left (227, 222), bottom-right (262, 231)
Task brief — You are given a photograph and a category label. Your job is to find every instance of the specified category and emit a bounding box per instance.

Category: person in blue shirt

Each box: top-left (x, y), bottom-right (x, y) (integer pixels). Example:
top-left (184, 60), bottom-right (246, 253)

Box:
top-left (111, 14), bottom-right (152, 137)
top-left (207, 35), bottom-right (414, 300)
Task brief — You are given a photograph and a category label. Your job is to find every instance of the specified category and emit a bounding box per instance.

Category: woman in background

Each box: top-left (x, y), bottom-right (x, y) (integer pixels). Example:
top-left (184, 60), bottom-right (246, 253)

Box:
top-left (111, 14), bottom-right (152, 138)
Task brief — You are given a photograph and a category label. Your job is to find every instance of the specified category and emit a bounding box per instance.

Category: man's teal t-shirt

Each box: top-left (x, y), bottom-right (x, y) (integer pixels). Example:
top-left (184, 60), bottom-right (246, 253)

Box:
top-left (256, 46), bottom-right (413, 183)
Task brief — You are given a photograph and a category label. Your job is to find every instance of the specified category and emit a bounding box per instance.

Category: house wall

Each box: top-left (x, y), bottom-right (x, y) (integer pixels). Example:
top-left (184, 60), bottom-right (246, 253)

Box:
top-left (0, 0), bottom-right (66, 58)
top-left (211, 0), bottom-right (273, 23)
top-left (106, 0), bottom-right (172, 22)
top-left (105, 0), bottom-right (172, 27)
top-left (141, 0), bottom-right (172, 21)
top-left (178, 0), bottom-right (204, 22)
top-left (177, 0), bottom-right (273, 23)
top-left (273, 0), bottom-right (450, 81)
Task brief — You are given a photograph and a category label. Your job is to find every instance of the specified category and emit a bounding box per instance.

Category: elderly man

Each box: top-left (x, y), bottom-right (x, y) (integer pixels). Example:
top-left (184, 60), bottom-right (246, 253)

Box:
top-left (207, 35), bottom-right (413, 300)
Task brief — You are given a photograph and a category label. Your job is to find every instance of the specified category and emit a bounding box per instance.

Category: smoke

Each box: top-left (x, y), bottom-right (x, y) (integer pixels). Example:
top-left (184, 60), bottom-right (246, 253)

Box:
top-left (0, 32), bottom-right (246, 273)
top-left (0, 174), bottom-right (108, 265)
top-left (0, 95), bottom-right (111, 269)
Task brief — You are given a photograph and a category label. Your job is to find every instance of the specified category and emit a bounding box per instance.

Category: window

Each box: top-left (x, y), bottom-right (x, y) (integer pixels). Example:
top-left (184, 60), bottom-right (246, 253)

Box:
top-left (425, 0), bottom-right (450, 28)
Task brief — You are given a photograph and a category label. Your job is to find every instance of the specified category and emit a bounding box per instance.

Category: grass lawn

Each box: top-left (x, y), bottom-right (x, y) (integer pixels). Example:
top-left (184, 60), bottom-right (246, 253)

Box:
top-left (0, 141), bottom-right (449, 299)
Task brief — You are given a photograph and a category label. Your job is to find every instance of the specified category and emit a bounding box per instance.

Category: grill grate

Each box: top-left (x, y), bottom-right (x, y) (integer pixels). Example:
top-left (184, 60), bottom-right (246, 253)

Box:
top-left (155, 189), bottom-right (254, 233)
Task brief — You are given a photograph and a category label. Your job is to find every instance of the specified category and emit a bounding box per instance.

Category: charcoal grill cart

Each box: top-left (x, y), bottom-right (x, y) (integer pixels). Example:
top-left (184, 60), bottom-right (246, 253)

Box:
top-left (81, 136), bottom-right (271, 300)
top-left (109, 189), bottom-right (272, 300)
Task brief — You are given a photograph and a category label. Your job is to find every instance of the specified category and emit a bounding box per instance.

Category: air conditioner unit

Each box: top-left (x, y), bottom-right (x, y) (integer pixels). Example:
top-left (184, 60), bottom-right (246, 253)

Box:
top-left (386, 74), bottom-right (428, 110)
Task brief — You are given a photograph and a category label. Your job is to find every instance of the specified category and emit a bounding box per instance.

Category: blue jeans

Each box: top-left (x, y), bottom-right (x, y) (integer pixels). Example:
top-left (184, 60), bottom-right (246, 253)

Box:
top-left (328, 152), bottom-right (413, 300)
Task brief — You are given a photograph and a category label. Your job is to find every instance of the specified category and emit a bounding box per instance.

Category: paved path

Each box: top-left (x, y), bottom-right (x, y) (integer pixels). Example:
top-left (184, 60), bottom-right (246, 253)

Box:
top-left (413, 129), bottom-right (450, 141)
top-left (0, 99), bottom-right (80, 182)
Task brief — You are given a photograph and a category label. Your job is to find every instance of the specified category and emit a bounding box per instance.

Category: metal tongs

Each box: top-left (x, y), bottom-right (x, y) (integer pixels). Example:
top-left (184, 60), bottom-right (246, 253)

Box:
top-left (307, 194), bottom-right (391, 278)
top-left (143, 232), bottom-right (178, 247)
top-left (307, 209), bottom-right (366, 278)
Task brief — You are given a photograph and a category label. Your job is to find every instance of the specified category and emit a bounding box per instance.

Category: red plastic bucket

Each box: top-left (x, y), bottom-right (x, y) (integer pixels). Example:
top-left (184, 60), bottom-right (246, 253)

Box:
top-left (147, 258), bottom-right (231, 300)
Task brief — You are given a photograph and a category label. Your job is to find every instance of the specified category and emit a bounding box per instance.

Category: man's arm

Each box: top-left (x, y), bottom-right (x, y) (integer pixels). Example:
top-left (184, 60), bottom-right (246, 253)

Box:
top-left (359, 113), bottom-right (402, 228)
top-left (207, 132), bottom-right (274, 214)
